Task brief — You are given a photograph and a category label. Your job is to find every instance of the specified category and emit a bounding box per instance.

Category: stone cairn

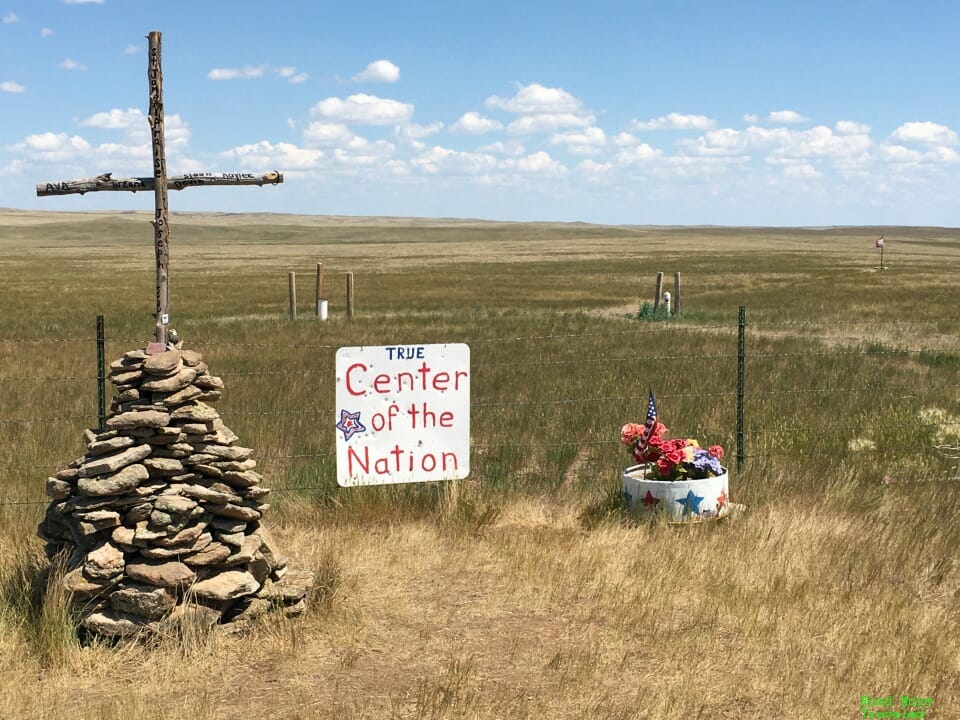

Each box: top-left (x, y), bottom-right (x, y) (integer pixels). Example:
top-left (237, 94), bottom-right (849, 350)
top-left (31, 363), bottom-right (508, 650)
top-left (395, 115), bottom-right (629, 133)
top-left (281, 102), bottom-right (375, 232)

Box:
top-left (37, 345), bottom-right (314, 638)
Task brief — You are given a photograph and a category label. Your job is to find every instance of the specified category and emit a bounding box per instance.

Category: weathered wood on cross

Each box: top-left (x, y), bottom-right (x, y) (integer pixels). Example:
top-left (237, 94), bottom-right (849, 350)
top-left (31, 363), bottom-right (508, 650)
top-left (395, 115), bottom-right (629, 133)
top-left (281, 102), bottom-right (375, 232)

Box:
top-left (35, 30), bottom-right (284, 350)
top-left (36, 171), bottom-right (283, 196)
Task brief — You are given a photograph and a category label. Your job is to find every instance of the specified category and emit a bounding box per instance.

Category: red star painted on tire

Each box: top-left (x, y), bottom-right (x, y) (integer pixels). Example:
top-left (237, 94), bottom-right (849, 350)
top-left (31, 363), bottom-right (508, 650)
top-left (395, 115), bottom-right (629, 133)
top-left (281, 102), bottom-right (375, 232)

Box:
top-left (641, 490), bottom-right (660, 508)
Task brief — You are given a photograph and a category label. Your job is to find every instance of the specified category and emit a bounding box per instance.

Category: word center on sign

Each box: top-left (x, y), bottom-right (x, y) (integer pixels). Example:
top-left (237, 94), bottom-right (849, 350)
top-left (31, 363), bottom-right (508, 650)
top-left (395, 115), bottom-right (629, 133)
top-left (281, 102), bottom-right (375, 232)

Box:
top-left (335, 344), bottom-right (470, 487)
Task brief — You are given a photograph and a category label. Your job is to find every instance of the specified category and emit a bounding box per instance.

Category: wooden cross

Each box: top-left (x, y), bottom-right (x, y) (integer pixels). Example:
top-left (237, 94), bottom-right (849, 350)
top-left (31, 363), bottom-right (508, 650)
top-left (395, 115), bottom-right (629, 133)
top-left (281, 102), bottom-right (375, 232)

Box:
top-left (36, 31), bottom-right (284, 349)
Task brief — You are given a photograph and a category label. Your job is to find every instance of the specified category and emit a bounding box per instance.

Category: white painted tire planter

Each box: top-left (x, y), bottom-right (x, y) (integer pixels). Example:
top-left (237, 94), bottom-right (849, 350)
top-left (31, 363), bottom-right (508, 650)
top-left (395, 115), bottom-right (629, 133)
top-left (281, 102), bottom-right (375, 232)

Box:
top-left (622, 464), bottom-right (730, 522)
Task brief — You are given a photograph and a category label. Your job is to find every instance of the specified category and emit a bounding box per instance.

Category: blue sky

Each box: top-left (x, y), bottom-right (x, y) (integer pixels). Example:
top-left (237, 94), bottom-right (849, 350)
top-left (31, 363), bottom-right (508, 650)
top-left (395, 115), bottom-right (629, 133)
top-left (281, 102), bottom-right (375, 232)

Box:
top-left (1, 0), bottom-right (958, 225)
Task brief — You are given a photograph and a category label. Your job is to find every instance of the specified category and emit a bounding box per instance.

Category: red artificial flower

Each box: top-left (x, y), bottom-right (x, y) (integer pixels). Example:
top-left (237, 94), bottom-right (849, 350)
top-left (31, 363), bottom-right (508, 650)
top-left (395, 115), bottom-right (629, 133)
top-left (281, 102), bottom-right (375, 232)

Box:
top-left (665, 449), bottom-right (684, 465)
top-left (708, 445), bottom-right (724, 459)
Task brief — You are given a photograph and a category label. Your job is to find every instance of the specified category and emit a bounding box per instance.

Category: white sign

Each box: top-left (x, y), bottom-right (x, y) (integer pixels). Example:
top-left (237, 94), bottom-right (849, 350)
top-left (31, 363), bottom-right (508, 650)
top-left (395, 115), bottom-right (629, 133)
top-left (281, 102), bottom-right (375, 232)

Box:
top-left (335, 344), bottom-right (470, 486)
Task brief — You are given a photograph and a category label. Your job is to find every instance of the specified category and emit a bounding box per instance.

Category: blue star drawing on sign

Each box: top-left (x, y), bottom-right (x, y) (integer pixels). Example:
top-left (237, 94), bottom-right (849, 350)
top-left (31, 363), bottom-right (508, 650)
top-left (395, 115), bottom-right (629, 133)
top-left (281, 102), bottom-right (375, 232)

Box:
top-left (335, 409), bottom-right (366, 442)
top-left (676, 489), bottom-right (704, 516)
top-left (622, 488), bottom-right (633, 507)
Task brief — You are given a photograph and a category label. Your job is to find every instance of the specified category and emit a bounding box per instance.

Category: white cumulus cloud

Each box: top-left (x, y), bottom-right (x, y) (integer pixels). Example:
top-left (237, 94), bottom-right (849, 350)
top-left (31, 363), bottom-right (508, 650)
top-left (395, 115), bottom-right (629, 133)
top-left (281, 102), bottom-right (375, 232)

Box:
top-left (926, 146), bottom-right (960, 163)
top-left (302, 122), bottom-right (354, 146)
top-left (77, 107), bottom-right (190, 149)
top-left (1, 81), bottom-right (26, 93)
top-left (890, 121), bottom-right (958, 147)
top-left (80, 107), bottom-right (144, 129)
top-left (835, 120), bottom-right (871, 135)
top-left (207, 65), bottom-right (307, 83)
top-left (615, 144), bottom-right (663, 165)
top-left (476, 140), bottom-right (525, 156)
top-left (276, 66), bottom-right (309, 83)
top-left (396, 122), bottom-right (444, 140)
top-left (311, 93), bottom-right (413, 125)
top-left (486, 83), bottom-right (583, 114)
top-left (550, 126), bottom-right (607, 154)
top-left (63, 0), bottom-right (105, 4)
top-left (3, 12), bottom-right (20, 23)
top-left (450, 112), bottom-right (503, 134)
top-left (743, 113), bottom-right (759, 123)
top-left (207, 66), bottom-right (266, 80)
top-left (783, 163), bottom-right (822, 179)
top-left (506, 113), bottom-right (593, 135)
top-left (515, 150), bottom-right (566, 174)
top-left (14, 132), bottom-right (91, 162)
top-left (631, 113), bottom-right (716, 131)
top-left (486, 83), bottom-right (594, 137)
top-left (221, 141), bottom-right (324, 170)
top-left (41, 27), bottom-right (55, 37)
top-left (878, 145), bottom-right (923, 163)
top-left (550, 126), bottom-right (606, 146)
top-left (578, 159), bottom-right (612, 174)
top-left (122, 43), bottom-right (142, 54)
top-left (683, 125), bottom-right (870, 160)
top-left (352, 60), bottom-right (400, 83)
top-left (772, 126), bottom-right (871, 158)
top-left (767, 110), bottom-right (809, 124)
top-left (60, 58), bottom-right (88, 71)
top-left (411, 146), bottom-right (498, 175)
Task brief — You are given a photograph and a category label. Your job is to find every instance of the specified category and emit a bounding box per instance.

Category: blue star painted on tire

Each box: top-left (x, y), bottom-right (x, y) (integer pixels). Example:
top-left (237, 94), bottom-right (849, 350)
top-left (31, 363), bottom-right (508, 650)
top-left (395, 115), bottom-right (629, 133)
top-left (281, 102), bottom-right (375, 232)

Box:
top-left (676, 489), bottom-right (704, 516)
top-left (336, 409), bottom-right (366, 442)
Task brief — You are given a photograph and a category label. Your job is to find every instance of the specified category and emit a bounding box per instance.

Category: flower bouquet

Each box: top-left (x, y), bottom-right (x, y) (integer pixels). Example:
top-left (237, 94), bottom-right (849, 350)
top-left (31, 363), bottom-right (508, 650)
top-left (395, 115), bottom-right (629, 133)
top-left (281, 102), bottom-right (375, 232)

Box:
top-left (620, 422), bottom-right (725, 481)
top-left (619, 393), bottom-right (730, 521)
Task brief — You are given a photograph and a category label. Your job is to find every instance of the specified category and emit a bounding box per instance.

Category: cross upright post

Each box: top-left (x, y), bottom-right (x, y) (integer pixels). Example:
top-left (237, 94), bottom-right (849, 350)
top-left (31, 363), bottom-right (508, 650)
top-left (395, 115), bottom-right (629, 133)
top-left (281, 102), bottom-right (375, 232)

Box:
top-left (148, 30), bottom-right (171, 347)
top-left (36, 30), bottom-right (284, 352)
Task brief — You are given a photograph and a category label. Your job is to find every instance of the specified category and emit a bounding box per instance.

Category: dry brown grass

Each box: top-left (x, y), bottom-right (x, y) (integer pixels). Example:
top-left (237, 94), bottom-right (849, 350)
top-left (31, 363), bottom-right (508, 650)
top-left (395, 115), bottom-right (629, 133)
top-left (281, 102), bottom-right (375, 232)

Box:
top-left (2, 485), bottom-right (957, 719)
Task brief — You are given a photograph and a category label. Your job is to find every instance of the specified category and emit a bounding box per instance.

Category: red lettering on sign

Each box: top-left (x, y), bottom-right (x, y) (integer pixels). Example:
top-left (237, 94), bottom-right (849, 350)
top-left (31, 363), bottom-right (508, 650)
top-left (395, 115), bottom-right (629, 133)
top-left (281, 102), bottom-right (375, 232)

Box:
top-left (345, 363), bottom-right (367, 396)
top-left (347, 445), bottom-right (369, 474)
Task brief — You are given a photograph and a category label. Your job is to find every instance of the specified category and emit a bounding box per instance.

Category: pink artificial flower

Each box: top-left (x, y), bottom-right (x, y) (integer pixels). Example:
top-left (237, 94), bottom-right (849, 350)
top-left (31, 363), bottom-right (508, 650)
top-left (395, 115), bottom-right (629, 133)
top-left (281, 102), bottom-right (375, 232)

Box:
top-left (708, 445), bottom-right (724, 459)
top-left (621, 423), bottom-right (646, 445)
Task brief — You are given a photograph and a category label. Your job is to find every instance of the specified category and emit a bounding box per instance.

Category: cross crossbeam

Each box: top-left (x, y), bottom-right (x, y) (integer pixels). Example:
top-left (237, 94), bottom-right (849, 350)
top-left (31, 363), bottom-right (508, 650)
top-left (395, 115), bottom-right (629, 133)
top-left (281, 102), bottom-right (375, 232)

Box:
top-left (37, 171), bottom-right (283, 197)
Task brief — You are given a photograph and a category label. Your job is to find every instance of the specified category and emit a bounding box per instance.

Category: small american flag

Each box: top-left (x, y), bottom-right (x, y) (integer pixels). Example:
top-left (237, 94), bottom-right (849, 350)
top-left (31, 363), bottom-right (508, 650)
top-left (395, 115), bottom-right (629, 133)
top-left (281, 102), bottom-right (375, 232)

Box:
top-left (637, 389), bottom-right (658, 452)
top-left (875, 235), bottom-right (885, 249)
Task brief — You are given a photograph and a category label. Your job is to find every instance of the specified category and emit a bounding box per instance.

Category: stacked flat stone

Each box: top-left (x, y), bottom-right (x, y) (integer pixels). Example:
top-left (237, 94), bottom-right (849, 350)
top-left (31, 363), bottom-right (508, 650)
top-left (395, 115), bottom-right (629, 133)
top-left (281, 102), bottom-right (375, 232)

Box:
top-left (37, 346), bottom-right (313, 638)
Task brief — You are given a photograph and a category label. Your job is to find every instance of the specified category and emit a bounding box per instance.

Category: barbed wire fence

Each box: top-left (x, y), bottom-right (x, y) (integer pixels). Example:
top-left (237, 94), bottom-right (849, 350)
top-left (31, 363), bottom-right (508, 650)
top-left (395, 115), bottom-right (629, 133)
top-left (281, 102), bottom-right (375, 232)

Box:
top-left (0, 309), bottom-right (958, 508)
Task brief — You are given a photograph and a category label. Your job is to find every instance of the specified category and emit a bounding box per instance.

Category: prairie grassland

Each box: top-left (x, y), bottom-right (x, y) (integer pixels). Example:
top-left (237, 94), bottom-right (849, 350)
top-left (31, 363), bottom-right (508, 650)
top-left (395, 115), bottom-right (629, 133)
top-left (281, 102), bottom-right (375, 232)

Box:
top-left (0, 210), bottom-right (958, 719)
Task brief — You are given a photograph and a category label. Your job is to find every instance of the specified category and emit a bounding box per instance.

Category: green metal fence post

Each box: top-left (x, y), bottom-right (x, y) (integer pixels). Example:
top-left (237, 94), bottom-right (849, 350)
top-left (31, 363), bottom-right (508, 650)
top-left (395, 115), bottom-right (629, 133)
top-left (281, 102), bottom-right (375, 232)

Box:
top-left (736, 306), bottom-right (745, 472)
top-left (96, 314), bottom-right (106, 432)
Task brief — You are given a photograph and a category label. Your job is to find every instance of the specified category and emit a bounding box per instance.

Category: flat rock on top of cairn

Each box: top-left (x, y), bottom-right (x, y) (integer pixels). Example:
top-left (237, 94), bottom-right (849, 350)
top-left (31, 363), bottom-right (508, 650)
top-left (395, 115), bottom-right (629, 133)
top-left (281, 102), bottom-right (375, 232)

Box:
top-left (38, 344), bottom-right (313, 638)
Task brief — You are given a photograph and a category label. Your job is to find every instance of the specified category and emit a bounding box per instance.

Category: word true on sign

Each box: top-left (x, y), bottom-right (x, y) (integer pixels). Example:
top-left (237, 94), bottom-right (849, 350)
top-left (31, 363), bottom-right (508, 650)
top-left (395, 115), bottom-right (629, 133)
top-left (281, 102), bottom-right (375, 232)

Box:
top-left (335, 344), bottom-right (470, 487)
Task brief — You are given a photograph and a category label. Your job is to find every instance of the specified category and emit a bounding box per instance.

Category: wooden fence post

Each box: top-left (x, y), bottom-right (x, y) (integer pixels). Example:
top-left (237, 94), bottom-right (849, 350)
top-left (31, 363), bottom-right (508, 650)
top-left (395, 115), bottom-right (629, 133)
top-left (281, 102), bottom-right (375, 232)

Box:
top-left (673, 272), bottom-right (681, 315)
top-left (315, 262), bottom-right (324, 317)
top-left (288, 272), bottom-right (297, 319)
top-left (346, 272), bottom-right (354, 319)
top-left (653, 272), bottom-right (663, 311)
